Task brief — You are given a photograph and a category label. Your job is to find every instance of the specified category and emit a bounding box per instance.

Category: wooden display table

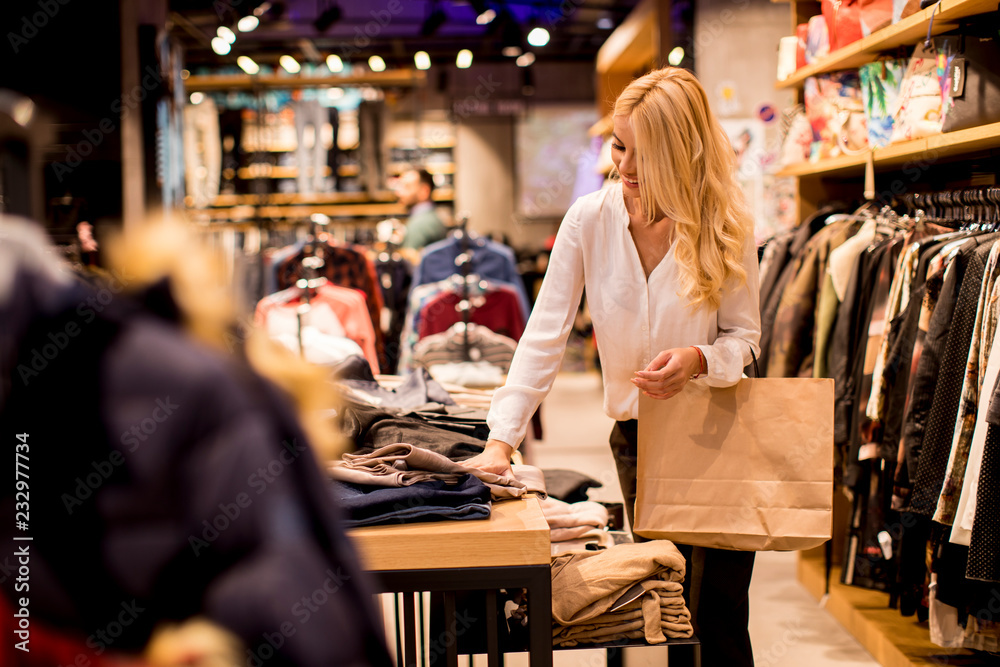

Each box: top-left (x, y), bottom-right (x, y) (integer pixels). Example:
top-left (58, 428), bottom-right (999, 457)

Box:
top-left (349, 496), bottom-right (553, 667)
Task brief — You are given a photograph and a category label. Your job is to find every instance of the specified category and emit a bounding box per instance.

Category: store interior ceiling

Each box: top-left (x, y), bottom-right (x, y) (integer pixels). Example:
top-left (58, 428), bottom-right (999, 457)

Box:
top-left (170, 0), bottom-right (641, 70)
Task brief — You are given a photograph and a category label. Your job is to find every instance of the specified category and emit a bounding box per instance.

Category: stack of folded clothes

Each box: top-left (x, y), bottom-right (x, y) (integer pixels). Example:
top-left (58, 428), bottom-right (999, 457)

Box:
top-left (550, 541), bottom-right (694, 646)
top-left (540, 496), bottom-right (611, 544)
top-left (331, 474), bottom-right (492, 528)
top-left (328, 443), bottom-right (546, 527)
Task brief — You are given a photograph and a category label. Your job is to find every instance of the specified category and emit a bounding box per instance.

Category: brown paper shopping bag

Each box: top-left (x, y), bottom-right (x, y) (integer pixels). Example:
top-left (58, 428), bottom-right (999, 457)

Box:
top-left (634, 377), bottom-right (834, 551)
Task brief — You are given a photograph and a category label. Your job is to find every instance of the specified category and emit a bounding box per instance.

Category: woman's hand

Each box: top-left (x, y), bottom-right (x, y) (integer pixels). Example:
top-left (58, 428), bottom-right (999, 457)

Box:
top-left (463, 439), bottom-right (515, 477)
top-left (631, 347), bottom-right (702, 400)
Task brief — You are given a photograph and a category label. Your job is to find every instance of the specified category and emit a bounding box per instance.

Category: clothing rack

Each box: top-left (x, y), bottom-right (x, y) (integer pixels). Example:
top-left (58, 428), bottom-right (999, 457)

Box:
top-left (901, 187), bottom-right (1000, 231)
top-left (453, 213), bottom-right (473, 361)
top-left (292, 213), bottom-right (332, 358)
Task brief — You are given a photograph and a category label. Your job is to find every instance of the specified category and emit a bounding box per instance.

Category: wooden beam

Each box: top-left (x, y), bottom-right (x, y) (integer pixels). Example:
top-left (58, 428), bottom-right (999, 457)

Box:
top-left (184, 69), bottom-right (426, 92)
top-left (595, 0), bottom-right (658, 74)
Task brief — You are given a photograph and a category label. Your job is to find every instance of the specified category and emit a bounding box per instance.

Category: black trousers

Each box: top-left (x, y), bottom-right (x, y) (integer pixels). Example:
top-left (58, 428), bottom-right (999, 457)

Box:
top-left (610, 419), bottom-right (756, 667)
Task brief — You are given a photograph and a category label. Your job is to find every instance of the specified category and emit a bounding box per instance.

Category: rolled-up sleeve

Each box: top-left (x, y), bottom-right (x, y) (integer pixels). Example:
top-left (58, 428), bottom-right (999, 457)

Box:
top-left (696, 235), bottom-right (762, 386)
top-left (487, 203), bottom-right (586, 449)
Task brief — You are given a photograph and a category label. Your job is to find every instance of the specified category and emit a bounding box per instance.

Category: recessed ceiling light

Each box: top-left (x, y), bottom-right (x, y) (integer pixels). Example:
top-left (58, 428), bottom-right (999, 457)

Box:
top-left (238, 15), bottom-right (259, 32)
top-left (414, 51), bottom-right (431, 70)
top-left (476, 8), bottom-right (496, 24)
top-left (527, 27), bottom-right (549, 47)
top-left (502, 46), bottom-right (522, 57)
top-left (210, 37), bottom-right (231, 55)
top-left (516, 52), bottom-right (535, 67)
top-left (237, 55), bottom-right (260, 74)
top-left (368, 55), bottom-right (386, 72)
top-left (326, 54), bottom-right (344, 72)
top-left (279, 55), bottom-right (301, 73)
top-left (456, 49), bottom-right (473, 69)
top-left (217, 26), bottom-right (236, 44)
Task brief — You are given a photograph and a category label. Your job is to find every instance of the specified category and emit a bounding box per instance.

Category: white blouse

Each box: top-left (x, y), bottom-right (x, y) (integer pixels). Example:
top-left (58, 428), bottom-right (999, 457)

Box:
top-left (487, 182), bottom-right (762, 449)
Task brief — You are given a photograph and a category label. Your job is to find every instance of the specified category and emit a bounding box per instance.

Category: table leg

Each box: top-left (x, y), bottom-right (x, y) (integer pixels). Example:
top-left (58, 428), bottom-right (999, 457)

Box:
top-left (404, 592), bottom-right (418, 667)
top-left (394, 593), bottom-right (405, 667)
top-left (526, 565), bottom-right (553, 667)
top-left (418, 593), bottom-right (427, 667)
top-left (486, 589), bottom-right (499, 667)
top-left (444, 591), bottom-right (459, 667)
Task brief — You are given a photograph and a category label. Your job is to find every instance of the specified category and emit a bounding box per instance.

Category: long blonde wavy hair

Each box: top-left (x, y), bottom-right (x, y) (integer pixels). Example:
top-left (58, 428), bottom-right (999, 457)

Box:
top-left (613, 67), bottom-right (752, 309)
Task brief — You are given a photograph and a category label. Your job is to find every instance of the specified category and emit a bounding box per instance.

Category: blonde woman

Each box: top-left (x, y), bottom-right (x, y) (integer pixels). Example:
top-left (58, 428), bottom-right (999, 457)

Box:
top-left (466, 67), bottom-right (762, 666)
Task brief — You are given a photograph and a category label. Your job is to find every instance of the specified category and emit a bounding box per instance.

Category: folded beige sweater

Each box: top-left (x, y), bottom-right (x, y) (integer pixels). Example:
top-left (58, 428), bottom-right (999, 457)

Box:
top-left (551, 542), bottom-right (687, 626)
top-left (551, 544), bottom-right (693, 645)
top-left (553, 581), bottom-right (694, 645)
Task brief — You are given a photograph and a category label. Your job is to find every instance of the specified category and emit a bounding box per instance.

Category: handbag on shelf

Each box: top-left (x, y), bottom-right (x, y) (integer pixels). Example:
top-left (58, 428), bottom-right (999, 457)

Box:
top-left (796, 23), bottom-right (810, 69)
top-left (805, 14), bottom-right (831, 64)
top-left (889, 41), bottom-right (951, 143)
top-left (859, 0), bottom-right (893, 36)
top-left (779, 104), bottom-right (814, 167)
top-left (859, 58), bottom-right (908, 147)
top-left (822, 0), bottom-right (864, 51)
top-left (805, 71), bottom-right (869, 160)
top-left (939, 27), bottom-right (1000, 133)
top-left (634, 351), bottom-right (835, 552)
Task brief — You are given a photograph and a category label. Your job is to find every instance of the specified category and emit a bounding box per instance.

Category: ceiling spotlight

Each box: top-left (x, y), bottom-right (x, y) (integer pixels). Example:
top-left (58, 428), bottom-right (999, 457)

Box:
top-left (314, 2), bottom-right (342, 32)
top-left (253, 2), bottom-right (272, 16)
top-left (279, 55), bottom-right (301, 73)
top-left (476, 8), bottom-right (496, 24)
top-left (189, 92), bottom-right (205, 104)
top-left (456, 49), bottom-right (473, 69)
top-left (527, 27), bottom-right (550, 47)
top-left (217, 25), bottom-right (236, 43)
top-left (667, 46), bottom-right (685, 66)
top-left (516, 52), bottom-right (535, 67)
top-left (210, 36), bottom-right (231, 55)
top-left (368, 55), bottom-right (386, 72)
top-left (414, 51), bottom-right (431, 70)
top-left (502, 45), bottom-right (522, 57)
top-left (421, 4), bottom-right (447, 37)
top-left (326, 53), bottom-right (344, 72)
top-left (238, 15), bottom-right (259, 31)
top-left (237, 55), bottom-right (260, 74)
top-left (596, 16), bottom-right (614, 30)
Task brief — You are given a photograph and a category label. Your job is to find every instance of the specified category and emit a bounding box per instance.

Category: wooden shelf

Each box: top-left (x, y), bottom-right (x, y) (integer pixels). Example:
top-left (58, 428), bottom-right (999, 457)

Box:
top-left (185, 69), bottom-right (426, 92)
top-left (387, 161), bottom-right (455, 176)
top-left (776, 121), bottom-right (1000, 177)
top-left (236, 165), bottom-right (332, 180)
top-left (389, 139), bottom-right (456, 150)
top-left (797, 555), bottom-right (977, 667)
top-left (776, 0), bottom-right (999, 88)
top-left (188, 203), bottom-right (409, 221)
top-left (184, 188), bottom-right (455, 212)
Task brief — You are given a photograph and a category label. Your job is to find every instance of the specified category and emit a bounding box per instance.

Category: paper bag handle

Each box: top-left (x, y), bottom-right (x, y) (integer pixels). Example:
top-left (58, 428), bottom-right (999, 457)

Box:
top-left (748, 346), bottom-right (761, 378)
